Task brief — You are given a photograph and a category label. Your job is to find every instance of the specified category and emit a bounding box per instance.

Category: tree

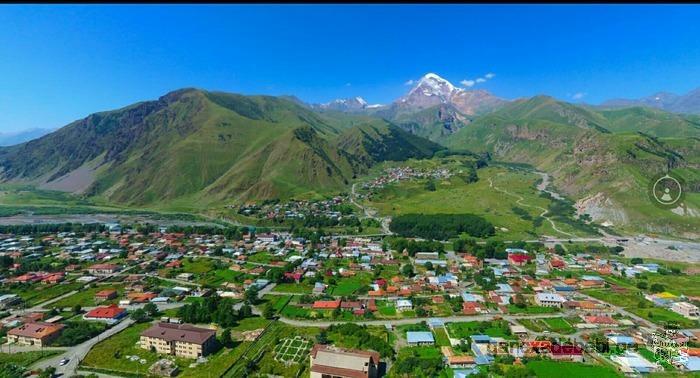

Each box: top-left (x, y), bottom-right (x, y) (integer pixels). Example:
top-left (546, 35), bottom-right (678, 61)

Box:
top-left (401, 264), bottom-right (415, 278)
top-left (244, 285), bottom-right (260, 304)
top-left (316, 330), bottom-right (329, 344)
top-left (424, 261), bottom-right (434, 271)
top-left (130, 308), bottom-right (149, 323)
top-left (220, 328), bottom-right (233, 348)
top-left (143, 303), bottom-right (159, 317)
top-left (453, 238), bottom-right (466, 252)
top-left (238, 304), bottom-right (253, 318)
top-left (636, 281), bottom-right (648, 290)
top-left (39, 367), bottom-right (57, 378)
top-left (630, 258), bottom-right (644, 265)
top-left (425, 180), bottom-right (436, 191)
top-left (72, 304), bottom-right (82, 315)
top-left (650, 283), bottom-right (665, 293)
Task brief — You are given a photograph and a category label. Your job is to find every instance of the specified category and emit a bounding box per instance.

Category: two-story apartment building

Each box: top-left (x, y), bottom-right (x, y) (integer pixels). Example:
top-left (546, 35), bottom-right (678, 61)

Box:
top-left (140, 323), bottom-right (216, 358)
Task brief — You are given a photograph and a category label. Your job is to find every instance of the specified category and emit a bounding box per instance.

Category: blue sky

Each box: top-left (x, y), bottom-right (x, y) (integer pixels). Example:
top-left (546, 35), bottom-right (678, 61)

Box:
top-left (1, 5), bottom-right (700, 132)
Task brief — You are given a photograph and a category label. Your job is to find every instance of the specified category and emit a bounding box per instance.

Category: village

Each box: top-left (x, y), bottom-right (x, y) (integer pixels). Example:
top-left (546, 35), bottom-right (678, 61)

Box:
top-left (0, 222), bottom-right (697, 377)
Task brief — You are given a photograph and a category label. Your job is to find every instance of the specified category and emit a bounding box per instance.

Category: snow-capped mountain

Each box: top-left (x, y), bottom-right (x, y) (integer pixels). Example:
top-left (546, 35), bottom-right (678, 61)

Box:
top-left (316, 96), bottom-right (382, 112)
top-left (398, 73), bottom-right (505, 115)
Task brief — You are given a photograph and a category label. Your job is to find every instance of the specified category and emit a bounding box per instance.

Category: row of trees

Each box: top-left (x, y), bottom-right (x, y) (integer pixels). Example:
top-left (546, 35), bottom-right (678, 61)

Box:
top-left (177, 294), bottom-right (253, 327)
top-left (387, 237), bottom-right (444, 256)
top-left (390, 213), bottom-right (495, 240)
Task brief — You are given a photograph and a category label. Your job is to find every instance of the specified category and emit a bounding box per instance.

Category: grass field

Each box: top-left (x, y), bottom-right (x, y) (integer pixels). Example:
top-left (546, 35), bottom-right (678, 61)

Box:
top-left (0, 350), bottom-right (62, 373)
top-left (7, 281), bottom-right (84, 307)
top-left (329, 274), bottom-right (372, 296)
top-left (273, 283), bottom-right (313, 294)
top-left (527, 361), bottom-right (621, 378)
top-left (51, 284), bottom-right (125, 308)
top-left (433, 327), bottom-right (451, 346)
top-left (364, 164), bottom-right (590, 240)
top-left (445, 321), bottom-right (513, 340)
top-left (81, 321), bottom-right (246, 377)
top-left (506, 304), bottom-right (560, 314)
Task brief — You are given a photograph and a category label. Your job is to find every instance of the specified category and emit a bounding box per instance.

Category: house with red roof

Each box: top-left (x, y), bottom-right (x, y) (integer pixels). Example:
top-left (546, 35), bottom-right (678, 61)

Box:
top-left (83, 304), bottom-right (127, 325)
top-left (95, 289), bottom-right (118, 302)
top-left (87, 263), bottom-right (120, 275)
top-left (312, 300), bottom-right (341, 310)
top-left (550, 345), bottom-right (584, 362)
top-left (508, 254), bottom-right (532, 267)
top-left (583, 315), bottom-right (617, 326)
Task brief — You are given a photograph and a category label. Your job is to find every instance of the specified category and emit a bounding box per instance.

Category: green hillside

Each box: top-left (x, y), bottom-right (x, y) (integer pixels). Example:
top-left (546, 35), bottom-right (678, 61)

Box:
top-left (0, 89), bottom-right (441, 208)
top-left (444, 97), bottom-right (700, 238)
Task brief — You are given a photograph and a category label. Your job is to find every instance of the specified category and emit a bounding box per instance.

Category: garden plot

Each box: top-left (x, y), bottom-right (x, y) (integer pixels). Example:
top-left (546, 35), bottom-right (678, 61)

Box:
top-left (273, 336), bottom-right (312, 364)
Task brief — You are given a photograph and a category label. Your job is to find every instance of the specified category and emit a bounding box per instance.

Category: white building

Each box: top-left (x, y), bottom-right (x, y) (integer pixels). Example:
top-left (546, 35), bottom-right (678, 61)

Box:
top-left (534, 293), bottom-right (566, 308)
top-left (396, 299), bottom-right (413, 311)
top-left (671, 302), bottom-right (700, 319)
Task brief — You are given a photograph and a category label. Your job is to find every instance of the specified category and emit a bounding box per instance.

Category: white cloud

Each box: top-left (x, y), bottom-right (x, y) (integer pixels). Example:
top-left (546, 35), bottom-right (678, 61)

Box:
top-left (345, 83), bottom-right (352, 87)
top-left (460, 72), bottom-right (495, 88)
top-left (572, 92), bottom-right (586, 100)
top-left (404, 79), bottom-right (415, 86)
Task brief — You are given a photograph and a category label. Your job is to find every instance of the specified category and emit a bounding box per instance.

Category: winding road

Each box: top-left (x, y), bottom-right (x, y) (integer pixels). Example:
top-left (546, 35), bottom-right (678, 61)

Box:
top-left (351, 182), bottom-right (392, 235)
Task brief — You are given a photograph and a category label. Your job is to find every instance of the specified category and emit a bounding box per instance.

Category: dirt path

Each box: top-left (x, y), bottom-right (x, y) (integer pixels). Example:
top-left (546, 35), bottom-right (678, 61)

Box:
top-left (351, 183), bottom-right (392, 234)
top-left (488, 174), bottom-right (576, 238)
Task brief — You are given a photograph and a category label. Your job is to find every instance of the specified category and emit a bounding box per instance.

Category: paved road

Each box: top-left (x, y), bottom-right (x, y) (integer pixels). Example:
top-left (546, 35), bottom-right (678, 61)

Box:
top-left (577, 291), bottom-right (657, 330)
top-left (32, 318), bottom-right (135, 377)
top-left (273, 311), bottom-right (568, 328)
top-left (13, 264), bottom-right (140, 315)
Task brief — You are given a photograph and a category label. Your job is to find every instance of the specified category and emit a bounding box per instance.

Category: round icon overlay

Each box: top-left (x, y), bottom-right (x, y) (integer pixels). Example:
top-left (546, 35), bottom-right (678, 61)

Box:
top-left (649, 173), bottom-right (685, 209)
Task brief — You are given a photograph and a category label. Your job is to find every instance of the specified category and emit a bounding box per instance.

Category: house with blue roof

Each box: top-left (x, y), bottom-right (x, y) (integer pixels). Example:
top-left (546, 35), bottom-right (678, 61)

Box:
top-left (428, 318), bottom-right (445, 329)
top-left (453, 368), bottom-right (480, 378)
top-left (407, 331), bottom-right (435, 346)
top-left (607, 334), bottom-right (636, 345)
top-left (461, 292), bottom-right (484, 303)
top-left (495, 284), bottom-right (513, 294)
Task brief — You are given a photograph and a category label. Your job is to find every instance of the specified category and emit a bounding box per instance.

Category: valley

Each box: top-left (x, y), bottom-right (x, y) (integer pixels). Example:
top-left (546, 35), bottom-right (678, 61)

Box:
top-left (0, 73), bottom-right (697, 242)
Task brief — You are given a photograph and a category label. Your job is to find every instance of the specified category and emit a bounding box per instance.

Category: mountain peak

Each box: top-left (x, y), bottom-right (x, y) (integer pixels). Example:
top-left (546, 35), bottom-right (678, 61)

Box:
top-left (316, 96), bottom-right (370, 112)
top-left (407, 73), bottom-right (458, 99)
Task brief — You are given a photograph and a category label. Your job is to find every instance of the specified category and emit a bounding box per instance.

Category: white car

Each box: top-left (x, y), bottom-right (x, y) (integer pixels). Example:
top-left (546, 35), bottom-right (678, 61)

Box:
top-left (59, 358), bottom-right (70, 366)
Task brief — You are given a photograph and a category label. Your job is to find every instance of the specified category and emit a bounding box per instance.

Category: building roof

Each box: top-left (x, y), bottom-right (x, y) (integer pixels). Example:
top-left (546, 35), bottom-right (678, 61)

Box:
top-left (536, 293), bottom-right (565, 302)
top-left (8, 322), bottom-right (64, 339)
top-left (406, 331), bottom-right (435, 343)
top-left (95, 289), bottom-right (117, 297)
top-left (89, 263), bottom-right (119, 270)
top-left (84, 304), bottom-right (126, 319)
top-left (607, 335), bottom-right (635, 345)
top-left (310, 344), bottom-right (379, 378)
top-left (312, 300), bottom-right (341, 309)
top-left (141, 322), bottom-right (216, 345)
top-left (551, 345), bottom-right (583, 355)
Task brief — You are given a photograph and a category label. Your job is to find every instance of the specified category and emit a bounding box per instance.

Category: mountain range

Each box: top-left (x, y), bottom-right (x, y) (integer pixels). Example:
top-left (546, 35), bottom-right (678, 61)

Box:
top-left (0, 128), bottom-right (53, 147)
top-left (0, 73), bottom-right (698, 236)
top-left (601, 87), bottom-right (700, 114)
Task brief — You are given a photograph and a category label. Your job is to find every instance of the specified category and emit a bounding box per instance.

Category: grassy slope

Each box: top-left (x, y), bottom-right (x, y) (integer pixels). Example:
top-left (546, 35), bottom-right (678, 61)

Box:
top-left (444, 97), bottom-right (700, 237)
top-left (364, 157), bottom-right (588, 240)
top-left (0, 90), bottom-right (441, 212)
